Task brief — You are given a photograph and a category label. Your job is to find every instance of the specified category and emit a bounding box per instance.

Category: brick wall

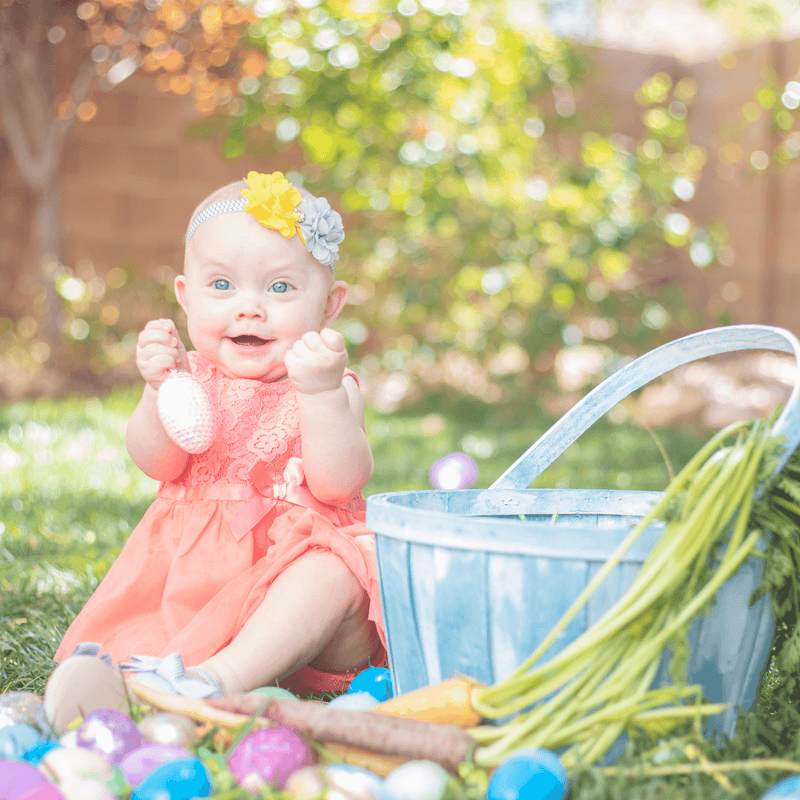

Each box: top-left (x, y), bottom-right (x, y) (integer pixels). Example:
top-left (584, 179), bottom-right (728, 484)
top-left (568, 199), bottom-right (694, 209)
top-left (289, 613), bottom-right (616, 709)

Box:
top-left (2, 40), bottom-right (800, 335)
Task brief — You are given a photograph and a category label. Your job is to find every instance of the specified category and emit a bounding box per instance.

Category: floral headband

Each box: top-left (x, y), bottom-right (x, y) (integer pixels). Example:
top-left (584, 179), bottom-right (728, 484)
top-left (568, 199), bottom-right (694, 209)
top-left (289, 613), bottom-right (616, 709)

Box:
top-left (185, 171), bottom-right (344, 270)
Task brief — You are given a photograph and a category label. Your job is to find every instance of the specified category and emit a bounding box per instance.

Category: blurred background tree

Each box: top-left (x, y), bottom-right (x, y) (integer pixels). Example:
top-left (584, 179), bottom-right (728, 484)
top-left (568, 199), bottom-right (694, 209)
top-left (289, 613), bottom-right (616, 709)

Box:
top-left (187, 0), bottom-right (716, 414)
top-left (0, 0), bottom-right (253, 350)
top-left (3, 0), bottom-right (799, 413)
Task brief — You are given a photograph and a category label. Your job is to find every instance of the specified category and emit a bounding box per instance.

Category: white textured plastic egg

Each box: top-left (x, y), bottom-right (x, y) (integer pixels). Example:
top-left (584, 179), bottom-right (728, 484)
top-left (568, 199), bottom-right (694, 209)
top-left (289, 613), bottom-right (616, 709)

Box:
top-left (157, 371), bottom-right (215, 454)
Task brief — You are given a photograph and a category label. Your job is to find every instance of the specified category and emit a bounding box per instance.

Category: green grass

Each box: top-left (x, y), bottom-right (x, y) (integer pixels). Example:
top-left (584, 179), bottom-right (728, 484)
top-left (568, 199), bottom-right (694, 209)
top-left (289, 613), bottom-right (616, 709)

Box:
top-left (0, 388), bottom-right (701, 695)
top-left (6, 389), bottom-right (800, 798)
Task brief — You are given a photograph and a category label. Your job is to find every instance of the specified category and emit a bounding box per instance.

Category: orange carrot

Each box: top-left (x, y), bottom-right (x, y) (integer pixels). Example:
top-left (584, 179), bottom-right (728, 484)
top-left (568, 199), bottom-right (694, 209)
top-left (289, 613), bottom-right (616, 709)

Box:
top-left (373, 675), bottom-right (485, 727)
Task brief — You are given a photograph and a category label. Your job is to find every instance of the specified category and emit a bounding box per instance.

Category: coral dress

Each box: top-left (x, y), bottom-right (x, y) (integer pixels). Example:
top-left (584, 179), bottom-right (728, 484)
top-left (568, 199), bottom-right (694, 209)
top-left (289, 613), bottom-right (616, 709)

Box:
top-left (55, 353), bottom-right (386, 695)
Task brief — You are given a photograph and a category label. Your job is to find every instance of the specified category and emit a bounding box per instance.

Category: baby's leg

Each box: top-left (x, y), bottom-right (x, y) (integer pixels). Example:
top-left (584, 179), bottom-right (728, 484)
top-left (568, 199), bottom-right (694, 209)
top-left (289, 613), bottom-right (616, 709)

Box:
top-left (196, 551), bottom-right (379, 695)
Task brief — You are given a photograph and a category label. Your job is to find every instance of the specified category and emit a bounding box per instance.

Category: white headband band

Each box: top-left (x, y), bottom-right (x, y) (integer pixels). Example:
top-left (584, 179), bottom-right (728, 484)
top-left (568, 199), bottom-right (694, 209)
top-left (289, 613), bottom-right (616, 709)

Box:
top-left (184, 172), bottom-right (345, 271)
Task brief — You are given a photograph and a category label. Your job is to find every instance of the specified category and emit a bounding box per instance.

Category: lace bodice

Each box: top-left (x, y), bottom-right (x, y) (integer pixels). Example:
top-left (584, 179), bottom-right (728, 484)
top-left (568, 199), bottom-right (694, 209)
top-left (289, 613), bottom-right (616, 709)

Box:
top-left (172, 352), bottom-right (302, 487)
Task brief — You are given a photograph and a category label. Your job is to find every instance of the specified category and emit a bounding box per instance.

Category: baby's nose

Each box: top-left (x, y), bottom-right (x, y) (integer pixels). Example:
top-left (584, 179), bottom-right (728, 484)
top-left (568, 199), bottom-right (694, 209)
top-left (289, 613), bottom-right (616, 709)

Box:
top-left (236, 294), bottom-right (266, 319)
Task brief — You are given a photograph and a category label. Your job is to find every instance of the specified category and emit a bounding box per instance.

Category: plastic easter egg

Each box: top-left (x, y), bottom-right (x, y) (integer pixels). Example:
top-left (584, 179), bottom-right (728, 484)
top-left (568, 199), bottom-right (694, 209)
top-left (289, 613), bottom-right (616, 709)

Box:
top-left (323, 764), bottom-right (395, 800)
top-left (0, 759), bottom-right (66, 799)
top-left (41, 746), bottom-right (115, 784)
top-left (0, 722), bottom-right (43, 759)
top-left (120, 742), bottom-right (194, 787)
top-left (58, 776), bottom-right (116, 800)
top-left (59, 730), bottom-right (79, 749)
top-left (285, 764), bottom-right (394, 800)
top-left (384, 760), bottom-right (459, 800)
top-left (228, 725), bottom-right (315, 791)
top-left (157, 371), bottom-right (215, 454)
top-left (329, 691), bottom-right (380, 711)
top-left (248, 685), bottom-right (297, 700)
top-left (131, 757), bottom-right (212, 800)
top-left (21, 739), bottom-right (61, 765)
top-left (429, 453), bottom-right (478, 490)
top-left (137, 712), bottom-right (200, 748)
top-left (347, 667), bottom-right (393, 701)
top-left (487, 749), bottom-right (568, 800)
top-left (760, 775), bottom-right (800, 798)
top-left (0, 691), bottom-right (47, 732)
top-left (284, 765), bottom-right (329, 799)
top-left (76, 708), bottom-right (146, 764)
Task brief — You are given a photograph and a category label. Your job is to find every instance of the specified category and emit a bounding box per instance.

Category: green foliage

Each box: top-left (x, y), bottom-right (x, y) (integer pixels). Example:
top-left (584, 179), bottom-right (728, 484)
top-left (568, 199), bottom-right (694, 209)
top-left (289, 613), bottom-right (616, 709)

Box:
top-left (194, 0), bottom-right (716, 409)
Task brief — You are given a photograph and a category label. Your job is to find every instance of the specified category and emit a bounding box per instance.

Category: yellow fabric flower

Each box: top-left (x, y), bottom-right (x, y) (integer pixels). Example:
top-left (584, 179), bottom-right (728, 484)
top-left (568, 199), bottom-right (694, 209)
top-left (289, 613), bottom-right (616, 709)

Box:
top-left (241, 171), bottom-right (302, 239)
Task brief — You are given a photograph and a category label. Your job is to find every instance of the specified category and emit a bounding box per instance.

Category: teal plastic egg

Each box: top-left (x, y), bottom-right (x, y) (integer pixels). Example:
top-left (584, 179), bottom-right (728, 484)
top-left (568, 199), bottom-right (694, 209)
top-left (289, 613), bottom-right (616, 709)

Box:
top-left (22, 739), bottom-right (61, 765)
top-left (346, 667), bottom-right (393, 701)
top-left (0, 722), bottom-right (43, 760)
top-left (130, 756), bottom-right (212, 800)
top-left (760, 775), bottom-right (800, 798)
top-left (328, 691), bottom-right (380, 711)
top-left (384, 760), bottom-right (459, 800)
top-left (0, 758), bottom-right (66, 798)
top-left (487, 749), bottom-right (568, 800)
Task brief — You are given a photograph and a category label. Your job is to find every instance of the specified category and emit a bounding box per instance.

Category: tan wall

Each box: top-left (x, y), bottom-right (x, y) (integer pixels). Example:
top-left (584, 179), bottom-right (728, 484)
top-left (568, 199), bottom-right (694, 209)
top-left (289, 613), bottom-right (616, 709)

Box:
top-left (590, 40), bottom-right (800, 333)
top-left (0, 72), bottom-right (288, 318)
top-left (2, 39), bottom-right (800, 333)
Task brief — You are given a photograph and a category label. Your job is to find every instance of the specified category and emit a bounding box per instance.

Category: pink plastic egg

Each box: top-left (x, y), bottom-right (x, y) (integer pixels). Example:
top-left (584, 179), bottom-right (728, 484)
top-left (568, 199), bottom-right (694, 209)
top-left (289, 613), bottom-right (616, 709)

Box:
top-left (228, 725), bottom-right (315, 791)
top-left (120, 742), bottom-right (194, 787)
top-left (76, 708), bottom-right (146, 764)
top-left (157, 371), bottom-right (215, 454)
top-left (0, 759), bottom-right (66, 799)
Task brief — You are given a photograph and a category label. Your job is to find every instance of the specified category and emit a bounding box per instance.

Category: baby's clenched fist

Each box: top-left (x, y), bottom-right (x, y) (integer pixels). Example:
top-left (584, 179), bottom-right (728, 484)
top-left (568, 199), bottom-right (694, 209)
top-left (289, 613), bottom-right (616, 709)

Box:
top-left (136, 319), bottom-right (190, 390)
top-left (284, 328), bottom-right (347, 395)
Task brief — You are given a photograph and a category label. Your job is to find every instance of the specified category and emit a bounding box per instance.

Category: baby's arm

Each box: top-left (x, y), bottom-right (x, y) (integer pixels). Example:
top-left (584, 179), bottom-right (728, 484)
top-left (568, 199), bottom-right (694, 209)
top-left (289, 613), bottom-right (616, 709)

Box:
top-left (126, 319), bottom-right (191, 482)
top-left (284, 328), bottom-right (374, 506)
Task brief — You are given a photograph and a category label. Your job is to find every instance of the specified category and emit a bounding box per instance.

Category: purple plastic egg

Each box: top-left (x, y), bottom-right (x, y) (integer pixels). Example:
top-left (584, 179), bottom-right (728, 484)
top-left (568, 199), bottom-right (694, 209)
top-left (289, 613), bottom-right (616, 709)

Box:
top-left (429, 453), bottom-right (478, 490)
top-left (228, 725), bottom-right (315, 791)
top-left (120, 742), bottom-right (194, 787)
top-left (76, 708), bottom-right (146, 764)
top-left (0, 759), bottom-right (66, 799)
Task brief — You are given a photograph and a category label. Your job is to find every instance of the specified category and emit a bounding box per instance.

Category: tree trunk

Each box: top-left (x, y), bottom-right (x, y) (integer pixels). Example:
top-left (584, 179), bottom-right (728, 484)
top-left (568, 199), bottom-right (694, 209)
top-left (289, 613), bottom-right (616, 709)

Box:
top-left (34, 173), bottom-right (65, 349)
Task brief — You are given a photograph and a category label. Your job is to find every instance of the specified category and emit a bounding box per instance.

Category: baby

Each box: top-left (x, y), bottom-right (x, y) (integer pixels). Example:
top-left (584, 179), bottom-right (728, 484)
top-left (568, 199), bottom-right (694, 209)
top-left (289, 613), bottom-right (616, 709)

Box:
top-left (46, 172), bottom-right (385, 729)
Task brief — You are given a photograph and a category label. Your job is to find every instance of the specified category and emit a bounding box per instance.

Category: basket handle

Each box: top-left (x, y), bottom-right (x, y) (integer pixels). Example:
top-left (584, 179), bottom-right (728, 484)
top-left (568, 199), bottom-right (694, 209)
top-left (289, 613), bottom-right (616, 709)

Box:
top-left (491, 325), bottom-right (800, 491)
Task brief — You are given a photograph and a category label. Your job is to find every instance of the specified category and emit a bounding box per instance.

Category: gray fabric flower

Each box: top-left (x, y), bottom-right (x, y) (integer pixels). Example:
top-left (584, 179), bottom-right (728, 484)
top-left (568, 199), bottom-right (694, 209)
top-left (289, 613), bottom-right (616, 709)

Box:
top-left (298, 196), bottom-right (345, 269)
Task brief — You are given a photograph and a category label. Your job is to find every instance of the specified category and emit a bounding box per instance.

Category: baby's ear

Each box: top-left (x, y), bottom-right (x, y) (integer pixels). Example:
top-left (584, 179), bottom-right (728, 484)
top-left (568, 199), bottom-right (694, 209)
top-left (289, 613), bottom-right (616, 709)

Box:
top-left (322, 281), bottom-right (348, 326)
top-left (174, 275), bottom-right (188, 314)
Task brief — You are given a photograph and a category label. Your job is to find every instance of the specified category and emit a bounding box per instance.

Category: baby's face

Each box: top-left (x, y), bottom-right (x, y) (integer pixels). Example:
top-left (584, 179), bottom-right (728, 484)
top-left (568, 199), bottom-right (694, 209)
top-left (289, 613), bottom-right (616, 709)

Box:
top-left (175, 211), bottom-right (340, 381)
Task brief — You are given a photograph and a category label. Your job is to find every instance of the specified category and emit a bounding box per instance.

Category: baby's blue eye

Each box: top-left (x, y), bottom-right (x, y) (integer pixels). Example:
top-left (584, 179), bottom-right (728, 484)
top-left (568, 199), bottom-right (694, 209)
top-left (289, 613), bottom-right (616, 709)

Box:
top-left (270, 282), bottom-right (292, 294)
top-left (213, 279), bottom-right (230, 291)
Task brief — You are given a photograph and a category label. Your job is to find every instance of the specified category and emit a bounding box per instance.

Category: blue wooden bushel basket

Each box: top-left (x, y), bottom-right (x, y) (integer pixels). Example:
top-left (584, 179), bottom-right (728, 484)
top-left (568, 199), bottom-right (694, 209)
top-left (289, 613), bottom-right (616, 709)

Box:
top-left (366, 325), bottom-right (800, 741)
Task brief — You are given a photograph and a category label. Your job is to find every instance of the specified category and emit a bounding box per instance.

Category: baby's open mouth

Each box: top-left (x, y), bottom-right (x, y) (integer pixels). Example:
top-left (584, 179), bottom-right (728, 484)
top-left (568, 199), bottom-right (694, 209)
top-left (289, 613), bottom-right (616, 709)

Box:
top-left (231, 335), bottom-right (269, 347)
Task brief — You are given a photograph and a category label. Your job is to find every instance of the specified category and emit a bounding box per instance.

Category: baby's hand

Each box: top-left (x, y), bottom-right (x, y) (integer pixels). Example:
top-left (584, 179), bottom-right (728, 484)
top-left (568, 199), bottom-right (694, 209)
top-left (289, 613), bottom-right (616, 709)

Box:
top-left (284, 328), bottom-right (347, 395)
top-left (136, 319), bottom-right (190, 390)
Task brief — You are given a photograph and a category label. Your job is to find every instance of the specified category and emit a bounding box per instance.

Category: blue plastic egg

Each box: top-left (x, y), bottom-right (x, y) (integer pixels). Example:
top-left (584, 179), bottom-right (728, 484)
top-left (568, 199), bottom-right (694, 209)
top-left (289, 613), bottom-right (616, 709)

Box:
top-left (22, 739), bottom-right (61, 765)
top-left (487, 749), bottom-right (568, 800)
top-left (346, 667), bottom-right (393, 701)
top-left (760, 775), bottom-right (800, 798)
top-left (131, 756), bottom-right (212, 800)
top-left (329, 691), bottom-right (380, 711)
top-left (0, 722), bottom-right (43, 760)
